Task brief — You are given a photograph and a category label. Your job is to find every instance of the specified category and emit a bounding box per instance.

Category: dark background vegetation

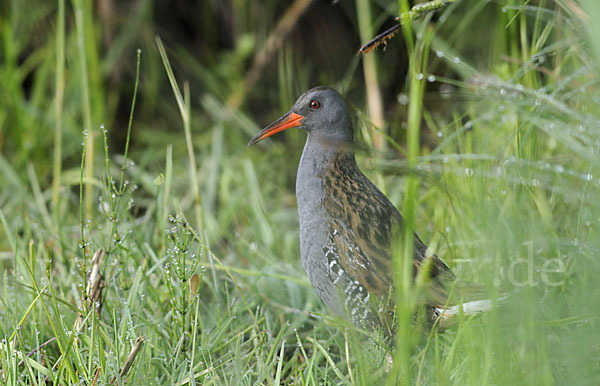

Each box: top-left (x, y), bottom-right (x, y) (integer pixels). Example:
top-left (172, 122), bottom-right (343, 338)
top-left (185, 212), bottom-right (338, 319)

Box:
top-left (2, 0), bottom-right (504, 173)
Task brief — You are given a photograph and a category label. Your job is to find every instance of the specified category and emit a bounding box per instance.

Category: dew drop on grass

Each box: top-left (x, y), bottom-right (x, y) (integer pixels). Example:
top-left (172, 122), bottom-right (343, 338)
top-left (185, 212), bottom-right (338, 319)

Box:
top-left (427, 75), bottom-right (436, 82)
top-left (464, 168), bottom-right (474, 177)
top-left (437, 131), bottom-right (443, 138)
top-left (435, 50), bottom-right (444, 58)
top-left (397, 94), bottom-right (409, 105)
top-left (416, 73), bottom-right (424, 80)
top-left (585, 173), bottom-right (593, 181)
top-left (453, 56), bottom-right (461, 64)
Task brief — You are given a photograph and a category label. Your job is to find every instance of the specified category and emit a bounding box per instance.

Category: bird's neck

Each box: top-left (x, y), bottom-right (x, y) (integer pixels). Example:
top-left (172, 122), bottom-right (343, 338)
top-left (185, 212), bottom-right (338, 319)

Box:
top-left (296, 133), bottom-right (360, 219)
top-left (298, 133), bottom-right (356, 177)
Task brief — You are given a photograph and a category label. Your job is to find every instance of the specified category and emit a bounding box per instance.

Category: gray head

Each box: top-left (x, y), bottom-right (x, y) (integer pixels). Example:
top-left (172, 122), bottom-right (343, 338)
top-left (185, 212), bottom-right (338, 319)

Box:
top-left (248, 86), bottom-right (353, 146)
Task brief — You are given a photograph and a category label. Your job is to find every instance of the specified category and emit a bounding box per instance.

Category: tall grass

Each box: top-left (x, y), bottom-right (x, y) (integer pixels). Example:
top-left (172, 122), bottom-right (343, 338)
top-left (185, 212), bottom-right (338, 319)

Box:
top-left (1, 0), bottom-right (599, 384)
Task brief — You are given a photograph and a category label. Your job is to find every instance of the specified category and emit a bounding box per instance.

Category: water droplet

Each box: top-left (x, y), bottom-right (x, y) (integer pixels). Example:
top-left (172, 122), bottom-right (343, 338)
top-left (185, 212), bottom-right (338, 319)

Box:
top-left (427, 75), bottom-right (436, 82)
top-left (416, 73), bottom-right (424, 80)
top-left (464, 168), bottom-right (473, 177)
top-left (453, 56), bottom-right (461, 64)
top-left (397, 94), bottom-right (409, 105)
top-left (435, 50), bottom-right (444, 58)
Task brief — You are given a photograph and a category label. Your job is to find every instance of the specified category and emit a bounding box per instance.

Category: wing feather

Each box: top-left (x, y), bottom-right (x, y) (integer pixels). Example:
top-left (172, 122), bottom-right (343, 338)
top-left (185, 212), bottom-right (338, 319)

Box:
top-left (321, 155), bottom-right (454, 313)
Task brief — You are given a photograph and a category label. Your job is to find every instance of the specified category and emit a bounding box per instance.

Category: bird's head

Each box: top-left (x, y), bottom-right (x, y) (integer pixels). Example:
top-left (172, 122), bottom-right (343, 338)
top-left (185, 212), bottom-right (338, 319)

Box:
top-left (248, 86), bottom-right (353, 146)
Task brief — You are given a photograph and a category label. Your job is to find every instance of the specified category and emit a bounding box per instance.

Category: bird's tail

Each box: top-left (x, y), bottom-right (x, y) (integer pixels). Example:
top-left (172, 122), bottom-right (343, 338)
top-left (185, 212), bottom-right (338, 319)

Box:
top-left (433, 295), bottom-right (507, 326)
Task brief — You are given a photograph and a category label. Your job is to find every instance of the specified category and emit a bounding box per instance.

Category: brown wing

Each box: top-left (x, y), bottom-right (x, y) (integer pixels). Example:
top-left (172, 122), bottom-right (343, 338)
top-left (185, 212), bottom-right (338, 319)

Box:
top-left (321, 155), bottom-right (454, 308)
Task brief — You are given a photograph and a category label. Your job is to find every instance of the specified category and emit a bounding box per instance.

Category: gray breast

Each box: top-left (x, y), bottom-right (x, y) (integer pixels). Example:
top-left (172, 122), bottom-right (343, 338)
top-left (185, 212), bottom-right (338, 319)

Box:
top-left (295, 136), bottom-right (377, 329)
top-left (296, 167), bottom-right (344, 315)
top-left (295, 138), bottom-right (345, 315)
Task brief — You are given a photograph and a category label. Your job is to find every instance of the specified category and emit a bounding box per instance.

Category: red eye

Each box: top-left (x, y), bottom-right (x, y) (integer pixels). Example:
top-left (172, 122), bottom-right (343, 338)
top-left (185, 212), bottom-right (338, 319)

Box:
top-left (310, 100), bottom-right (320, 109)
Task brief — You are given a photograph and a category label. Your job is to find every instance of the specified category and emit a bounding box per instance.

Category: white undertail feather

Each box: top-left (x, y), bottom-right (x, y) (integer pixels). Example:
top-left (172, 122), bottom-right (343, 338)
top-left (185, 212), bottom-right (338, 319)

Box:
top-left (435, 295), bottom-right (508, 323)
top-left (436, 299), bottom-right (493, 317)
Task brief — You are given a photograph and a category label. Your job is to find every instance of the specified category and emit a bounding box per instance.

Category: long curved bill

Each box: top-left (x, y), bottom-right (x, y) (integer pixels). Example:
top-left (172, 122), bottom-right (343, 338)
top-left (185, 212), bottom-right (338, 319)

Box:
top-left (248, 111), bottom-right (304, 146)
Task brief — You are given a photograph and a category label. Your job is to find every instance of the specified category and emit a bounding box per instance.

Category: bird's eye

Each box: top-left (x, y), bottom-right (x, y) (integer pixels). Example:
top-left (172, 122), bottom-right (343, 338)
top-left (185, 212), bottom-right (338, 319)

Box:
top-left (310, 100), bottom-right (320, 109)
